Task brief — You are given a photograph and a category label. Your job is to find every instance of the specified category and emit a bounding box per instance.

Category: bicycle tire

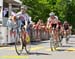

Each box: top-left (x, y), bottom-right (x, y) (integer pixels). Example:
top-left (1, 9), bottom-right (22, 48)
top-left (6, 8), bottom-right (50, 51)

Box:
top-left (50, 37), bottom-right (53, 51)
top-left (66, 36), bottom-right (69, 44)
top-left (15, 34), bottom-right (23, 55)
top-left (50, 30), bottom-right (57, 51)
top-left (25, 34), bottom-right (31, 54)
top-left (57, 35), bottom-right (62, 47)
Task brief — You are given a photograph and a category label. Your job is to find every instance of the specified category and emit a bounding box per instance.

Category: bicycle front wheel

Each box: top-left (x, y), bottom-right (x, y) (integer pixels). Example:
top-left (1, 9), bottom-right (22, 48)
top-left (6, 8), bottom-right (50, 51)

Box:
top-left (15, 34), bottom-right (23, 55)
top-left (25, 34), bottom-right (31, 54)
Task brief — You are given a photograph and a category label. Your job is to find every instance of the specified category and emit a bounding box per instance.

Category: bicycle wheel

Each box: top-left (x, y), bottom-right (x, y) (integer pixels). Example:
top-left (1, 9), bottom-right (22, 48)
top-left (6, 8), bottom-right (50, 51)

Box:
top-left (50, 30), bottom-right (56, 51)
top-left (50, 37), bottom-right (57, 51)
top-left (59, 36), bottom-right (62, 47)
top-left (50, 37), bottom-right (54, 51)
top-left (15, 34), bottom-right (23, 55)
top-left (66, 35), bottom-right (69, 43)
top-left (25, 33), bottom-right (31, 54)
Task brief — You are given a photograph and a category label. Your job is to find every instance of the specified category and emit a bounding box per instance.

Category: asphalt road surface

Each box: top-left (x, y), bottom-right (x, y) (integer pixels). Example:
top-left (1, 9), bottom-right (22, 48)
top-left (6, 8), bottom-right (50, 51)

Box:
top-left (0, 35), bottom-right (75, 59)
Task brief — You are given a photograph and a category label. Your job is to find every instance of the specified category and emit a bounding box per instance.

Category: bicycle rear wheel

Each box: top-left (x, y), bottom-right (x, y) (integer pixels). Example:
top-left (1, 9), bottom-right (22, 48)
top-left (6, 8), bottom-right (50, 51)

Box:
top-left (15, 34), bottom-right (23, 55)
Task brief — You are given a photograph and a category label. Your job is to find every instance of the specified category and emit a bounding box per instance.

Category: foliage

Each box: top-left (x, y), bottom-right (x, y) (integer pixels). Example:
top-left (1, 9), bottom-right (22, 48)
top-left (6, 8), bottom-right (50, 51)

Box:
top-left (20, 0), bottom-right (75, 28)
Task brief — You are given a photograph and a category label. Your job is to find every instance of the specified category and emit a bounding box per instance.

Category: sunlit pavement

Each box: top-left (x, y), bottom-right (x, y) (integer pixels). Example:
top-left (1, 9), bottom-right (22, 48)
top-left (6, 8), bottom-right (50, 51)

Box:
top-left (0, 35), bottom-right (75, 59)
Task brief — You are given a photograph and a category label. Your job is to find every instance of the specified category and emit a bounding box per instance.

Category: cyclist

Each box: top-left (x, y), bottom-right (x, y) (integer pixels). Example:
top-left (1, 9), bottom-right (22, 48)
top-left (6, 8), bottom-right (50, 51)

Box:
top-left (16, 5), bottom-right (31, 34)
top-left (7, 16), bottom-right (18, 43)
top-left (63, 21), bottom-right (70, 37)
top-left (47, 12), bottom-right (60, 42)
top-left (16, 5), bottom-right (32, 44)
top-left (63, 21), bottom-right (71, 43)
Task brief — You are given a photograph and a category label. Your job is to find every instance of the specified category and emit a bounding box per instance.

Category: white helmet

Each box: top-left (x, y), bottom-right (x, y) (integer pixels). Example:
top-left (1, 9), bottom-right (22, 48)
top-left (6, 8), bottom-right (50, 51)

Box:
top-left (64, 21), bottom-right (68, 24)
top-left (49, 12), bottom-right (55, 16)
top-left (21, 5), bottom-right (28, 10)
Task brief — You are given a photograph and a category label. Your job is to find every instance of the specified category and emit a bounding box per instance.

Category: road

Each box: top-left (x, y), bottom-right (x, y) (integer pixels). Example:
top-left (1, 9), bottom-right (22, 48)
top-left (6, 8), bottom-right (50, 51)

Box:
top-left (0, 35), bottom-right (75, 59)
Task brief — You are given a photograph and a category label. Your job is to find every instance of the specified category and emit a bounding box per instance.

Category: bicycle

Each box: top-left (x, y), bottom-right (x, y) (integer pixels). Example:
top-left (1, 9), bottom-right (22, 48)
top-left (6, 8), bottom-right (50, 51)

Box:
top-left (15, 26), bottom-right (31, 55)
top-left (49, 26), bottom-right (62, 51)
top-left (64, 29), bottom-right (70, 44)
top-left (58, 28), bottom-right (63, 47)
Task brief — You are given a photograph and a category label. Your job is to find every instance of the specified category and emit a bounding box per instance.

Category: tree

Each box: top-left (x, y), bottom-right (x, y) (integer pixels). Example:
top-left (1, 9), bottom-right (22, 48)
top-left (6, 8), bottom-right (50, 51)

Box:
top-left (20, 0), bottom-right (75, 28)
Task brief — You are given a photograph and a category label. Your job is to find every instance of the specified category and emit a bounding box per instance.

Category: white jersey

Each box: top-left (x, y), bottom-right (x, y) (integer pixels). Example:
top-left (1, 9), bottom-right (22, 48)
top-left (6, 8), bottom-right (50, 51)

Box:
top-left (6, 19), bottom-right (12, 28)
top-left (47, 16), bottom-right (58, 22)
top-left (16, 11), bottom-right (30, 23)
top-left (47, 16), bottom-right (59, 28)
top-left (7, 19), bottom-right (17, 31)
top-left (16, 11), bottom-right (33, 30)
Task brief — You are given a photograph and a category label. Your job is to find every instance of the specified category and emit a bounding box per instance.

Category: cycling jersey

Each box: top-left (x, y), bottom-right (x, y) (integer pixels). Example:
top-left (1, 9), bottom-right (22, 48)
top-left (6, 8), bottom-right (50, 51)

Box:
top-left (48, 17), bottom-right (58, 29)
top-left (51, 24), bottom-right (57, 29)
top-left (63, 23), bottom-right (69, 30)
top-left (58, 21), bottom-right (62, 30)
top-left (16, 12), bottom-right (30, 27)
top-left (16, 11), bottom-right (31, 34)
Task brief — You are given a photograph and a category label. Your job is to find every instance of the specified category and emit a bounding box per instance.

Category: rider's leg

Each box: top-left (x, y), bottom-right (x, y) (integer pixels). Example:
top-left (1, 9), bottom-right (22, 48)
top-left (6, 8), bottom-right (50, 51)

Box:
top-left (53, 30), bottom-right (58, 41)
top-left (64, 30), bottom-right (66, 37)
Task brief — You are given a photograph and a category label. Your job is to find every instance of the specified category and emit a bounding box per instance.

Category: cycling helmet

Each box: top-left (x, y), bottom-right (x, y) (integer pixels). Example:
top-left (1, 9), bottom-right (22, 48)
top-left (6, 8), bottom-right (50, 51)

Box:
top-left (21, 5), bottom-right (28, 10)
top-left (64, 21), bottom-right (68, 24)
top-left (49, 12), bottom-right (55, 16)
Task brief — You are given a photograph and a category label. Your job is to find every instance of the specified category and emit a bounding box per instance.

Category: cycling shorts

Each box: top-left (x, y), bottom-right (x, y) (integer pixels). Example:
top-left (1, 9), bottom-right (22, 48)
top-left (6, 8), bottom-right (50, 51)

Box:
top-left (20, 20), bottom-right (25, 29)
top-left (51, 24), bottom-right (57, 29)
top-left (64, 25), bottom-right (69, 30)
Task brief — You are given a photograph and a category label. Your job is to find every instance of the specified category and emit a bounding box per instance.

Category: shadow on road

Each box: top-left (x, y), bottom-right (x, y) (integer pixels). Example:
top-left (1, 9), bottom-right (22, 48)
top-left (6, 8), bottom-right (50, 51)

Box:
top-left (31, 41), bottom-right (49, 45)
top-left (68, 42), bottom-right (75, 44)
top-left (29, 52), bottom-right (51, 55)
top-left (61, 45), bottom-right (73, 47)
top-left (22, 52), bottom-right (51, 55)
top-left (69, 35), bottom-right (75, 38)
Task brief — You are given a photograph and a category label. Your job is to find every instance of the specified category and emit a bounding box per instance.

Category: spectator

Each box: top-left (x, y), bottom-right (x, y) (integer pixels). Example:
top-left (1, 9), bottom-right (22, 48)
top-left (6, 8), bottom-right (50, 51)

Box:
top-left (6, 16), bottom-right (17, 43)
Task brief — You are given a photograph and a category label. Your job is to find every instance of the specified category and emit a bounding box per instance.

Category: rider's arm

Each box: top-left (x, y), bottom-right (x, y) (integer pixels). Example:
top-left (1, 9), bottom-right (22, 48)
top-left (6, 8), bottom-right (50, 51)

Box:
top-left (47, 18), bottom-right (50, 28)
top-left (29, 17), bottom-right (32, 24)
top-left (24, 14), bottom-right (30, 29)
top-left (24, 20), bottom-right (28, 29)
top-left (16, 12), bottom-right (21, 17)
